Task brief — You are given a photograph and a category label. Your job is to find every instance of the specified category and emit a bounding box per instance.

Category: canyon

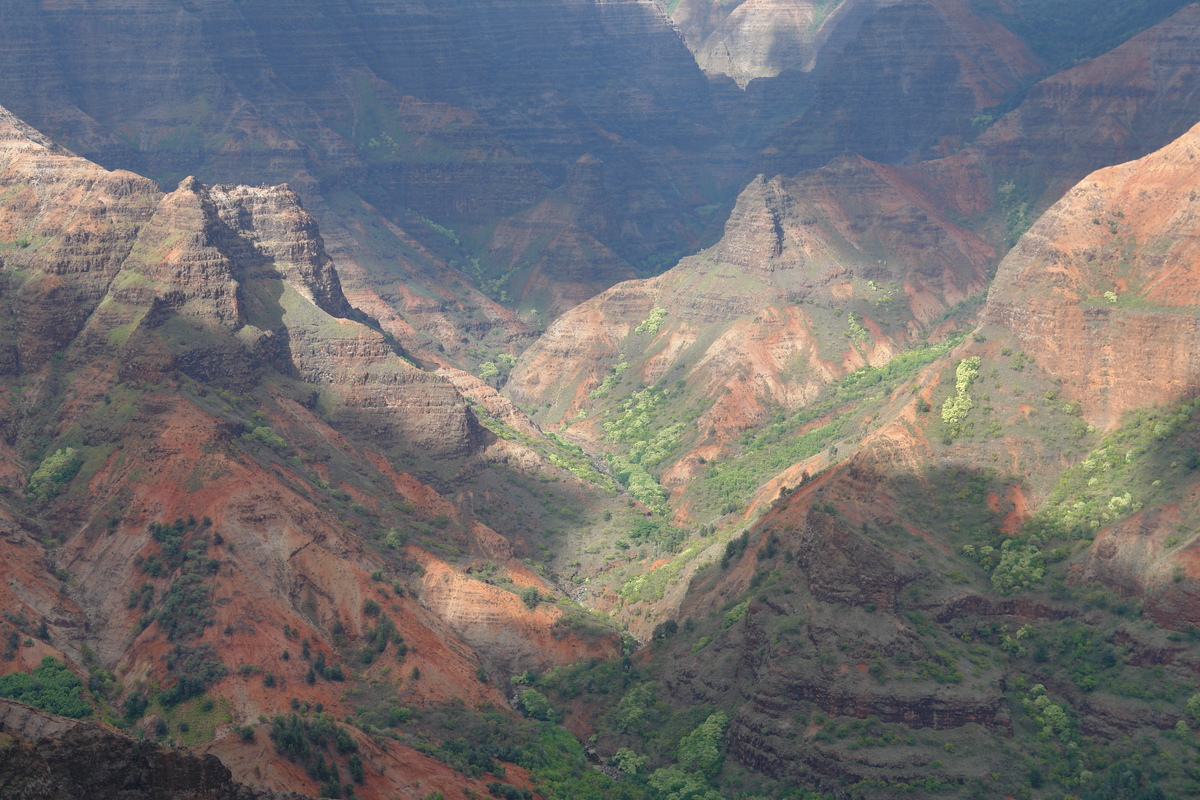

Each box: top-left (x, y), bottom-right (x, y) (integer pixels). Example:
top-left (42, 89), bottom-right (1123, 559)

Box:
top-left (1, 2), bottom-right (1200, 800)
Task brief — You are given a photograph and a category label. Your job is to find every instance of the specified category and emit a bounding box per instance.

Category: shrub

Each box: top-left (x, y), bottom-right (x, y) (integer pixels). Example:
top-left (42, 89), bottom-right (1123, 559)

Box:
top-left (0, 656), bottom-right (92, 718)
top-left (991, 541), bottom-right (1045, 594)
top-left (124, 691), bottom-right (149, 721)
top-left (677, 711), bottom-right (729, 778)
top-left (941, 357), bottom-right (980, 435)
top-left (518, 689), bottom-right (558, 722)
top-left (27, 448), bottom-right (83, 503)
top-left (652, 619), bottom-right (678, 640)
top-left (249, 426), bottom-right (287, 452)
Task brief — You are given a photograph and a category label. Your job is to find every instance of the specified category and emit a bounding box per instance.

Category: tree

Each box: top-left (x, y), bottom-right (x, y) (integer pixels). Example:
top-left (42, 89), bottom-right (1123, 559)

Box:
top-left (677, 712), bottom-right (729, 778)
top-left (519, 689), bottom-right (558, 722)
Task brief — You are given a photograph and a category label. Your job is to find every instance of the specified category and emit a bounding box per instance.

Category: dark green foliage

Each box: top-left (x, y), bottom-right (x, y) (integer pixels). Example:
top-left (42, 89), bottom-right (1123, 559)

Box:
top-left (128, 582), bottom-right (154, 611)
top-left (156, 570), bottom-right (215, 642)
top-left (335, 725), bottom-right (357, 754)
top-left (136, 518), bottom-right (221, 643)
top-left (159, 644), bottom-right (226, 706)
top-left (358, 615), bottom-right (401, 665)
top-left (270, 712), bottom-right (360, 790)
top-left (0, 656), bottom-right (91, 718)
top-left (520, 586), bottom-right (541, 609)
top-left (147, 517), bottom-right (202, 570)
top-left (488, 783), bottom-right (532, 800)
top-left (413, 703), bottom-right (639, 800)
top-left (124, 690), bottom-right (149, 721)
top-left (355, 701), bottom-right (411, 731)
top-left (532, 659), bottom-right (634, 701)
top-left (3, 629), bottom-right (19, 661)
top-left (518, 689), bottom-right (558, 722)
top-left (651, 619), bottom-right (678, 640)
top-left (1083, 761), bottom-right (1169, 800)
top-left (720, 531), bottom-right (748, 568)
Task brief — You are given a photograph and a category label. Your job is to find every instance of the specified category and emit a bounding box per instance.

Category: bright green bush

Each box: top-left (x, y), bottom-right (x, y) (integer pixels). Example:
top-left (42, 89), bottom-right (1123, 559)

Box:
top-left (27, 447), bottom-right (82, 502)
top-left (990, 540), bottom-right (1045, 594)
top-left (0, 656), bottom-right (92, 718)
top-left (676, 711), bottom-right (728, 778)
top-left (634, 306), bottom-right (667, 335)
top-left (941, 357), bottom-right (980, 434)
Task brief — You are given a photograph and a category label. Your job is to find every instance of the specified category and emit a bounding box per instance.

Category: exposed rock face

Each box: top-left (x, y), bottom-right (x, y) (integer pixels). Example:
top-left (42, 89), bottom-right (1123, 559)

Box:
top-left (0, 108), bottom-right (623, 797)
top-left (0, 105), bottom-right (486, 458)
top-left (796, 508), bottom-right (920, 613)
top-left (652, 477), bottom-right (1012, 787)
top-left (911, 3), bottom-right (1200, 218)
top-left (506, 153), bottom-right (992, 474)
top-left (982, 120), bottom-right (1200, 430)
top-left (0, 0), bottom-right (730, 325)
top-left (1, 699), bottom-right (306, 800)
top-left (763, 0), bottom-right (1040, 169)
top-left (665, 0), bottom-right (906, 87)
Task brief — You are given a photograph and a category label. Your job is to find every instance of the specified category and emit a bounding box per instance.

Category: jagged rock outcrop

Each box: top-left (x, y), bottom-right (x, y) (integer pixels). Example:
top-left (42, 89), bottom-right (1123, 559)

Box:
top-left (0, 106), bottom-right (486, 458)
top-left (0, 0), bottom-right (731, 328)
top-left (0, 108), bottom-right (626, 797)
top-left (506, 153), bottom-right (992, 483)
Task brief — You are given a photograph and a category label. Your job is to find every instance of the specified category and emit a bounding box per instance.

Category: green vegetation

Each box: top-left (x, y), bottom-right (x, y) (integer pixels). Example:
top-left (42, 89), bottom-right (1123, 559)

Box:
top-left (26, 447), bottom-right (82, 503)
top-left (989, 540), bottom-right (1045, 594)
top-left (940, 356), bottom-right (980, 435)
top-left (635, 307), bottom-right (668, 335)
top-left (160, 644), bottom-right (227, 706)
top-left (603, 385), bottom-right (684, 514)
top-left (0, 656), bottom-right (92, 718)
top-left (695, 335), bottom-right (964, 515)
top-left (589, 360), bottom-right (629, 400)
top-left (1027, 397), bottom-right (1200, 540)
top-left (135, 517), bottom-right (220, 642)
top-left (247, 425), bottom-right (287, 452)
top-left (270, 712), bottom-right (361, 798)
top-left (520, 585), bottom-right (541, 608)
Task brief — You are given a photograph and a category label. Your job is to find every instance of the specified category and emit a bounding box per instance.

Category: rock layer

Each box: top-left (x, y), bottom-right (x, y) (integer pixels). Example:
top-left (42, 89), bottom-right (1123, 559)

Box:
top-left (982, 120), bottom-right (1200, 430)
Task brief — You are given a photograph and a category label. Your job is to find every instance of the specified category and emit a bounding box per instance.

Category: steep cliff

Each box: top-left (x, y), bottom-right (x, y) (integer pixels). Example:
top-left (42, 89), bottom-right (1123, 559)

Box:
top-left (0, 108), bottom-right (625, 798)
top-left (761, 0), bottom-right (1041, 170)
top-left (609, 120), bottom-right (1200, 793)
top-left (664, 0), bottom-right (906, 87)
top-left (0, 0), bottom-right (731, 331)
top-left (910, 3), bottom-right (1200, 226)
top-left (982, 120), bottom-right (1200, 430)
top-left (506, 152), bottom-right (992, 516)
